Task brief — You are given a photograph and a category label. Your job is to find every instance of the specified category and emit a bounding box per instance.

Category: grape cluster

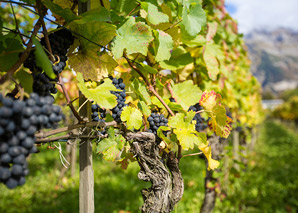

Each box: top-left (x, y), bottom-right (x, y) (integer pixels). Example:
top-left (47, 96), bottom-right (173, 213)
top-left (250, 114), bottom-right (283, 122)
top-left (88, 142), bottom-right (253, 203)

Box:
top-left (91, 104), bottom-right (106, 122)
top-left (188, 103), bottom-right (207, 132)
top-left (110, 77), bottom-right (127, 123)
top-left (23, 28), bottom-right (74, 96)
top-left (0, 93), bottom-right (63, 189)
top-left (147, 112), bottom-right (168, 135)
top-left (40, 28), bottom-right (74, 75)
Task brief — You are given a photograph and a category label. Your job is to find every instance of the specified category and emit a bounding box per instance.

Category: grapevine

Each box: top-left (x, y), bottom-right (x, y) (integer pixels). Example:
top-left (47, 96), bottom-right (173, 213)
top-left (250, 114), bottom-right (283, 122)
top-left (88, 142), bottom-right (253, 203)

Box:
top-left (0, 0), bottom-right (263, 212)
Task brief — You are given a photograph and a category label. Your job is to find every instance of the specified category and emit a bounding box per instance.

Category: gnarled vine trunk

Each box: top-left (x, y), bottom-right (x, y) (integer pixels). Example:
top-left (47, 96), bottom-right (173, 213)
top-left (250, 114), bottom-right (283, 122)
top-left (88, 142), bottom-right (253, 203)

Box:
top-left (126, 132), bottom-right (184, 213)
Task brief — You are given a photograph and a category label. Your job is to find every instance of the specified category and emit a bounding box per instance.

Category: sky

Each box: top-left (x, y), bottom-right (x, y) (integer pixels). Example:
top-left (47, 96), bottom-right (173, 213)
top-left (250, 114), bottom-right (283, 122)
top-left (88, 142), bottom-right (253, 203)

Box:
top-left (225, 0), bottom-right (298, 34)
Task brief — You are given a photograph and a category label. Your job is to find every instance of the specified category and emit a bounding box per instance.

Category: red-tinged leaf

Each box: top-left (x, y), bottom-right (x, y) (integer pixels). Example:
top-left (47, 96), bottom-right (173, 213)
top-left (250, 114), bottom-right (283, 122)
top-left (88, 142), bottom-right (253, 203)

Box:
top-left (208, 115), bottom-right (232, 138)
top-left (199, 90), bottom-right (222, 111)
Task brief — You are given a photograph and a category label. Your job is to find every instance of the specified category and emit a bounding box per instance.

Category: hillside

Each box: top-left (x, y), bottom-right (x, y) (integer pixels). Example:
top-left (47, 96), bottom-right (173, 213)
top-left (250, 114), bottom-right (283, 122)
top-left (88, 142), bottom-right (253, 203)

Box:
top-left (245, 28), bottom-right (298, 94)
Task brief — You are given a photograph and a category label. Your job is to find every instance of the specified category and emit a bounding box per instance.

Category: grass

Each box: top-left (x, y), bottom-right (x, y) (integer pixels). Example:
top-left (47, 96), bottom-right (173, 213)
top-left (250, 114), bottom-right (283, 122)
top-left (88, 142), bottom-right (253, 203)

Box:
top-left (215, 120), bottom-right (298, 213)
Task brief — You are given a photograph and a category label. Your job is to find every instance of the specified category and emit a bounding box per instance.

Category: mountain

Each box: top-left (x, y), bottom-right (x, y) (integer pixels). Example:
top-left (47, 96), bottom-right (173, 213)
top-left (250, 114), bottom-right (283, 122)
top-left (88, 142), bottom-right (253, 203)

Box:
top-left (244, 28), bottom-right (298, 95)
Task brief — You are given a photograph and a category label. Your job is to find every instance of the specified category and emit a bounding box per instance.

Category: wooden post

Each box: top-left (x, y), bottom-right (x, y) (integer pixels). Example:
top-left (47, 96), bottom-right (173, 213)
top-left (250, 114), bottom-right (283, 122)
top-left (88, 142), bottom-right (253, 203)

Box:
top-left (233, 130), bottom-right (240, 170)
top-left (78, 1), bottom-right (94, 213)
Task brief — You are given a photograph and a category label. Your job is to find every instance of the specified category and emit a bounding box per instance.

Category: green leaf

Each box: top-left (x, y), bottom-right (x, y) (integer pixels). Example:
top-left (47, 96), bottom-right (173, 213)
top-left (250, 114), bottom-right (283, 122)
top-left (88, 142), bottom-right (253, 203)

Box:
top-left (171, 80), bottom-right (202, 111)
top-left (180, 3), bottom-right (206, 38)
top-left (111, 0), bottom-right (139, 16)
top-left (70, 21), bottom-right (116, 51)
top-left (33, 38), bottom-right (55, 79)
top-left (130, 78), bottom-right (152, 104)
top-left (0, 35), bottom-right (24, 72)
top-left (97, 128), bottom-right (126, 161)
top-left (154, 30), bottom-right (173, 62)
top-left (168, 101), bottom-right (185, 112)
top-left (141, 2), bottom-right (169, 25)
top-left (14, 69), bottom-right (33, 93)
top-left (121, 106), bottom-right (143, 130)
top-left (69, 51), bottom-right (117, 81)
top-left (204, 44), bottom-right (220, 80)
top-left (42, 0), bottom-right (79, 23)
top-left (157, 125), bottom-right (173, 147)
top-left (168, 111), bottom-right (206, 150)
top-left (112, 17), bottom-right (153, 58)
top-left (159, 46), bottom-right (193, 70)
top-left (78, 7), bottom-right (111, 23)
top-left (138, 63), bottom-right (158, 74)
top-left (138, 101), bottom-right (151, 117)
top-left (76, 72), bottom-right (119, 109)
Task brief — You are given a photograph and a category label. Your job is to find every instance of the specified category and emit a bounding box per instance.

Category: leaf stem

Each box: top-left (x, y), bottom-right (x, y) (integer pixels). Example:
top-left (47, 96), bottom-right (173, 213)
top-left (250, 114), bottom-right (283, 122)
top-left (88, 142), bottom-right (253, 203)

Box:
top-left (124, 53), bottom-right (175, 116)
top-left (126, 3), bottom-right (140, 17)
top-left (182, 152), bottom-right (203, 158)
top-left (40, 17), bottom-right (55, 61)
top-left (10, 3), bottom-right (25, 45)
top-left (58, 75), bottom-right (85, 123)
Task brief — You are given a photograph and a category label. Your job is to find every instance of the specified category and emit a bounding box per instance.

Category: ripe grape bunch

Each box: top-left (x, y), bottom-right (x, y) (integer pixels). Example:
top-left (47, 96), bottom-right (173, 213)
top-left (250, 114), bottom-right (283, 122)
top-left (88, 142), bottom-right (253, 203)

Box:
top-left (188, 103), bottom-right (207, 132)
top-left (0, 93), bottom-right (63, 189)
top-left (23, 28), bottom-right (74, 96)
top-left (109, 76), bottom-right (127, 123)
top-left (147, 112), bottom-right (168, 144)
top-left (91, 104), bottom-right (106, 122)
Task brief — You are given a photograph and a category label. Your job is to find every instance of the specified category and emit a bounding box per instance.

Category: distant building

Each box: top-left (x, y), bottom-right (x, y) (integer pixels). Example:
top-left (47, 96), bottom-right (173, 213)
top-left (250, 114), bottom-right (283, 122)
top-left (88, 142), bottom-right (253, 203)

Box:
top-left (262, 99), bottom-right (284, 109)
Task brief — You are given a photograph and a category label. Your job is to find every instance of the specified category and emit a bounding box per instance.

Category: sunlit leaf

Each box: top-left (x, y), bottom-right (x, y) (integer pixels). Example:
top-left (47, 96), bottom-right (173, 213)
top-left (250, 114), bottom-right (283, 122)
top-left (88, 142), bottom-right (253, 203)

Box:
top-left (171, 80), bottom-right (202, 111)
top-left (112, 17), bottom-right (153, 58)
top-left (76, 72), bottom-right (119, 109)
top-left (69, 51), bottom-right (117, 81)
top-left (121, 106), bottom-right (143, 130)
top-left (141, 2), bottom-right (169, 25)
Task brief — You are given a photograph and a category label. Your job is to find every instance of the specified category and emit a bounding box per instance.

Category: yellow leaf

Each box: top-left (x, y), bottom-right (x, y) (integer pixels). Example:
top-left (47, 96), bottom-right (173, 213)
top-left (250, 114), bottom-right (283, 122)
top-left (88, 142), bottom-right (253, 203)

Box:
top-left (199, 141), bottom-right (220, 170)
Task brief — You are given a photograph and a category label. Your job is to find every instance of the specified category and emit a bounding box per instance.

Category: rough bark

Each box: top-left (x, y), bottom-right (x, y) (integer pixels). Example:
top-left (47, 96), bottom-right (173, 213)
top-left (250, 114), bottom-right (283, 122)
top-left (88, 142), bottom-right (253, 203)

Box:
top-left (200, 136), bottom-right (227, 213)
top-left (126, 132), bottom-right (184, 213)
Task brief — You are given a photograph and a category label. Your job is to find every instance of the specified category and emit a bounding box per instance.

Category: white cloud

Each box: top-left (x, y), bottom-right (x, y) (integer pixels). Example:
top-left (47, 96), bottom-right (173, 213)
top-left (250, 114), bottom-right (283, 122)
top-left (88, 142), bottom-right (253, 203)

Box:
top-left (225, 0), bottom-right (298, 33)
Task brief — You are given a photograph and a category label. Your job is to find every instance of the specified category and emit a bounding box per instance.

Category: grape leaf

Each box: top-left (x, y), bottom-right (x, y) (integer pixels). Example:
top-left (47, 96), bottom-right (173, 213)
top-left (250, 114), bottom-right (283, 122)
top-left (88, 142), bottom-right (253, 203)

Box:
top-left (76, 72), bottom-right (119, 109)
top-left (70, 21), bottom-right (116, 50)
top-left (154, 30), bottom-right (173, 62)
top-left (159, 46), bottom-right (193, 70)
top-left (204, 44), bottom-right (220, 81)
top-left (141, 2), bottom-right (169, 25)
top-left (33, 38), bottom-right (55, 79)
top-left (199, 141), bottom-right (220, 170)
top-left (111, 0), bottom-right (139, 16)
top-left (97, 127), bottom-right (126, 161)
top-left (138, 101), bottom-right (151, 117)
top-left (121, 106), bottom-right (143, 130)
top-left (77, 7), bottom-right (111, 23)
top-left (0, 35), bottom-right (24, 72)
top-left (180, 3), bottom-right (206, 38)
top-left (14, 69), bottom-right (33, 93)
top-left (171, 80), bottom-right (202, 111)
top-left (138, 63), bottom-right (158, 74)
top-left (42, 0), bottom-right (79, 23)
top-left (112, 17), bottom-right (153, 58)
top-left (69, 51), bottom-right (117, 81)
top-left (200, 91), bottom-right (232, 138)
top-left (130, 78), bottom-right (152, 104)
top-left (168, 112), bottom-right (206, 150)
top-left (209, 115), bottom-right (232, 139)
